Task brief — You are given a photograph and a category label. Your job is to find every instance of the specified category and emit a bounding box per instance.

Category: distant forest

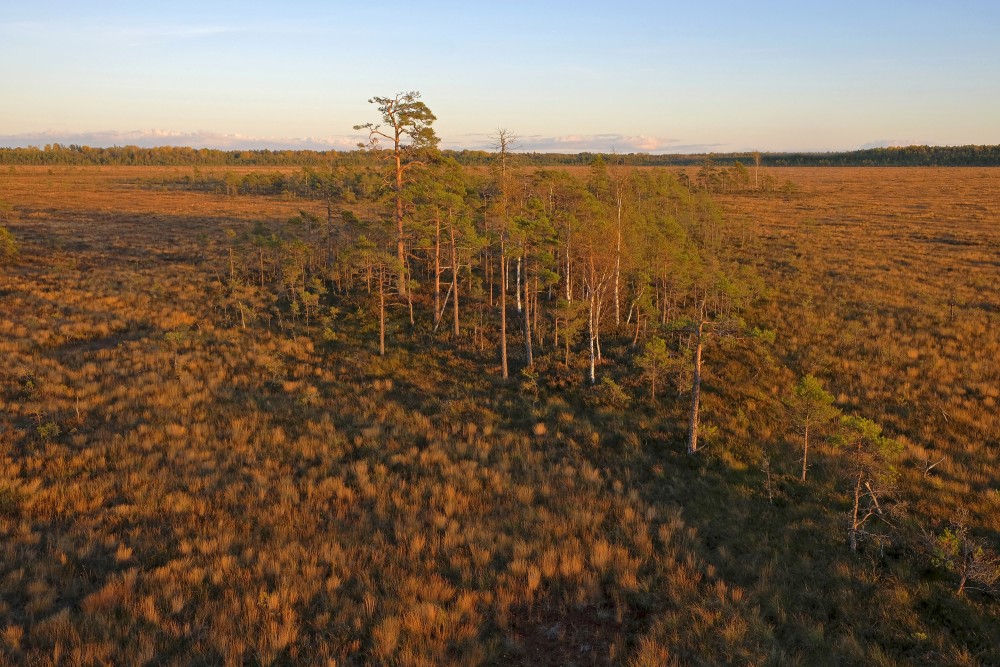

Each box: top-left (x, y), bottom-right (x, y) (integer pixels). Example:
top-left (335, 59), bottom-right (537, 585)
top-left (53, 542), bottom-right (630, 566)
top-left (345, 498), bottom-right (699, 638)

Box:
top-left (1, 143), bottom-right (999, 167)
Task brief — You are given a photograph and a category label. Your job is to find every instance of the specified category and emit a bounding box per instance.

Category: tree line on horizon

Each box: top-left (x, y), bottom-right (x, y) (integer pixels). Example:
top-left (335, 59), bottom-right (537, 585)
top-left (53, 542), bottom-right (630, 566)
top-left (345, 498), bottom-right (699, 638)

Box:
top-left (2, 141), bottom-right (999, 168)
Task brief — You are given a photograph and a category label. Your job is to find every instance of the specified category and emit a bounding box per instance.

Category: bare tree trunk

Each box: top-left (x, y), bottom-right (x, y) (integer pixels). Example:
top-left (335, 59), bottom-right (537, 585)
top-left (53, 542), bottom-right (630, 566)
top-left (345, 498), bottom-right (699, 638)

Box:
top-left (258, 247), bottom-right (265, 288)
top-left (434, 211), bottom-right (441, 327)
top-left (850, 471), bottom-right (862, 552)
top-left (588, 291), bottom-right (596, 384)
top-left (614, 191), bottom-right (622, 326)
top-left (378, 265), bottom-right (386, 356)
top-left (450, 221), bottom-right (459, 337)
top-left (404, 255), bottom-right (414, 327)
top-left (524, 258), bottom-right (533, 368)
top-left (487, 250), bottom-right (494, 307)
top-left (533, 275), bottom-right (540, 344)
top-left (395, 153), bottom-right (407, 296)
top-left (565, 230), bottom-right (572, 301)
top-left (687, 316), bottom-right (704, 454)
top-left (801, 424), bottom-right (811, 482)
top-left (554, 316), bottom-right (559, 357)
top-left (565, 326), bottom-right (571, 368)
top-left (594, 293), bottom-right (603, 362)
top-left (500, 238), bottom-right (509, 379)
top-left (516, 256), bottom-right (522, 313)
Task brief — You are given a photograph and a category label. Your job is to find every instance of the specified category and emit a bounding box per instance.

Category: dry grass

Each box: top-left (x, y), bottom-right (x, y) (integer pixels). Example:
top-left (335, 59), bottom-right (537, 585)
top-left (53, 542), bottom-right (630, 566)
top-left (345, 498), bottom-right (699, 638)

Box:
top-left (0, 165), bottom-right (997, 665)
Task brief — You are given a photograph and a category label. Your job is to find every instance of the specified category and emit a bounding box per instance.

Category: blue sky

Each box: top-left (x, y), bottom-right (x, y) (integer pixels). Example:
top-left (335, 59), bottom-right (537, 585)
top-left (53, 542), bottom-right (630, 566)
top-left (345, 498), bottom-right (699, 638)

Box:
top-left (1, 1), bottom-right (998, 152)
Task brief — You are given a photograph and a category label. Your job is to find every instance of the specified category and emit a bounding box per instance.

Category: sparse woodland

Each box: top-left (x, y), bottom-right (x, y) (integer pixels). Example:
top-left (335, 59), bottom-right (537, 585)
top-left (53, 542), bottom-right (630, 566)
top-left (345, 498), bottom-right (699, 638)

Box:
top-left (0, 96), bottom-right (998, 665)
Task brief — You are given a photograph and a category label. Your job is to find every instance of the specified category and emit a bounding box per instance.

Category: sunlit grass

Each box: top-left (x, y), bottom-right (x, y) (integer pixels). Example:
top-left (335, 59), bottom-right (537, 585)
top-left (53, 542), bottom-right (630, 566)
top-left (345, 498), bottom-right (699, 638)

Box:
top-left (0, 166), bottom-right (997, 665)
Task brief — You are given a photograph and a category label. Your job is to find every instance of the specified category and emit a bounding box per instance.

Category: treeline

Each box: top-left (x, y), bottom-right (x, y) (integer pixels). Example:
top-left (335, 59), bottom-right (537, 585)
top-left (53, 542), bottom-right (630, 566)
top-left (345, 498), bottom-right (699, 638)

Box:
top-left (0, 144), bottom-right (345, 167)
top-left (764, 144), bottom-right (1000, 167)
top-left (3, 142), bottom-right (1000, 167)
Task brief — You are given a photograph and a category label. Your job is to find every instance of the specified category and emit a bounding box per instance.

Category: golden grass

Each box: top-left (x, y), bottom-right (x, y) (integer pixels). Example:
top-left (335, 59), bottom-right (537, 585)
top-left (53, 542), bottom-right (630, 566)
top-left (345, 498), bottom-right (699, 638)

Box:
top-left (0, 165), bottom-right (997, 665)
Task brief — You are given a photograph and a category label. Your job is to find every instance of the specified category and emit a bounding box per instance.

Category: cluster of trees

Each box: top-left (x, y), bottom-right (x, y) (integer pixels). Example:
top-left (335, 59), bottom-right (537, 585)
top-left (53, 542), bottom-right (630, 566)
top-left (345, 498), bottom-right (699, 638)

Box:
top-left (685, 156), bottom-right (790, 194)
top-left (783, 373), bottom-right (1000, 590)
top-left (220, 93), bottom-right (766, 457)
top-left (205, 93), bottom-right (1000, 584)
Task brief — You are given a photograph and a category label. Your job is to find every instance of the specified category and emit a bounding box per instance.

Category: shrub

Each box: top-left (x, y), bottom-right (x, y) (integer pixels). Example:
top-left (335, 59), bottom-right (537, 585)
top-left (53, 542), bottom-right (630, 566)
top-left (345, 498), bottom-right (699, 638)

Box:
top-left (0, 225), bottom-right (17, 261)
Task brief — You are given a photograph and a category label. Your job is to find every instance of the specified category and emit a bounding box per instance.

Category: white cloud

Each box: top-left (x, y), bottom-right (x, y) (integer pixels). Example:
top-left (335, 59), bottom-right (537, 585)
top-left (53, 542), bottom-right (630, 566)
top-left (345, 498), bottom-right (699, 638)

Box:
top-left (1, 129), bottom-right (730, 155)
top-left (445, 133), bottom-right (729, 154)
top-left (0, 129), bottom-right (364, 151)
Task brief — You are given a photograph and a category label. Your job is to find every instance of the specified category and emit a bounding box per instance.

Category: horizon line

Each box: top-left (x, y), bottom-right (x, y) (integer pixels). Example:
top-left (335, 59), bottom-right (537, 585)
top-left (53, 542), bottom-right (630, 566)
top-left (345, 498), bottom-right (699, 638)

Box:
top-left (1, 141), bottom-right (994, 157)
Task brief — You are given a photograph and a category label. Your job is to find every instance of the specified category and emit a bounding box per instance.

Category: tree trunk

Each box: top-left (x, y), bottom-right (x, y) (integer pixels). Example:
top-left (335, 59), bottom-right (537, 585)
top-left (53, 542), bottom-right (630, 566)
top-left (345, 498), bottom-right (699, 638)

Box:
top-left (500, 238), bottom-right (509, 379)
top-left (850, 470), bottom-right (863, 552)
top-left (565, 230), bottom-right (572, 301)
top-left (614, 191), bottom-right (622, 326)
top-left (487, 249), bottom-right (494, 308)
top-left (450, 221), bottom-right (459, 337)
top-left (687, 318), bottom-right (704, 454)
top-left (588, 292), bottom-right (596, 384)
top-left (258, 247), bottom-right (265, 288)
top-left (594, 293), bottom-right (603, 362)
top-left (395, 151), bottom-right (406, 295)
top-left (524, 258), bottom-right (533, 368)
top-left (378, 265), bottom-right (386, 356)
top-left (565, 327), bottom-right (571, 368)
top-left (404, 254), bottom-right (415, 326)
top-left (434, 211), bottom-right (441, 326)
top-left (516, 256), bottom-right (522, 313)
top-left (554, 316), bottom-right (559, 357)
top-left (801, 423), bottom-right (810, 482)
top-left (957, 556), bottom-right (969, 595)
top-left (533, 276), bottom-right (540, 344)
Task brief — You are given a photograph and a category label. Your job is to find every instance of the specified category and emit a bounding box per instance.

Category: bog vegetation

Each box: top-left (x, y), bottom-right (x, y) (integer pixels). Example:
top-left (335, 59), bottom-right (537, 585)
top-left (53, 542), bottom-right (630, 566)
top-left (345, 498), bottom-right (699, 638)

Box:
top-left (1, 95), bottom-right (998, 665)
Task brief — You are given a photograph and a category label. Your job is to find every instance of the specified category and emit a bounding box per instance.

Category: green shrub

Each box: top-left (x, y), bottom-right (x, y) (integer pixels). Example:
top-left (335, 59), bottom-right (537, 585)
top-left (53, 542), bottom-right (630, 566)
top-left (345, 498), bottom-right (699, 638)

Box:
top-left (0, 224), bottom-right (17, 260)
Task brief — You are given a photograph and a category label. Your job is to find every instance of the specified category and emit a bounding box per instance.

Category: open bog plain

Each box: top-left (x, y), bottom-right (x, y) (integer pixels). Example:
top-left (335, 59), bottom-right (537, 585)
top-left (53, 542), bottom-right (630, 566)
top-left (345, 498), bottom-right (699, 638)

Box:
top-left (1, 165), bottom-right (998, 665)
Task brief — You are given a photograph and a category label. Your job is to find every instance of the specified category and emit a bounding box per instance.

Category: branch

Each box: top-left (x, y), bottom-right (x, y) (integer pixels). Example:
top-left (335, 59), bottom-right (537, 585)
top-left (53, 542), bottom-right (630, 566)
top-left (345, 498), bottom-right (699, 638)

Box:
top-left (923, 456), bottom-right (946, 477)
top-left (399, 160), bottom-right (428, 174)
top-left (865, 481), bottom-right (885, 516)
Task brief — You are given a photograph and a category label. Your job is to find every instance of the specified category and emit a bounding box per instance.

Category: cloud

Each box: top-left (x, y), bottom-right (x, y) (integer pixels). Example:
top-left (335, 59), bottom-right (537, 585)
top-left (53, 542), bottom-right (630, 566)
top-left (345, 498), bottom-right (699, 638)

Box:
top-left (444, 133), bottom-right (729, 154)
top-left (1, 129), bottom-right (730, 155)
top-left (0, 129), bottom-right (364, 151)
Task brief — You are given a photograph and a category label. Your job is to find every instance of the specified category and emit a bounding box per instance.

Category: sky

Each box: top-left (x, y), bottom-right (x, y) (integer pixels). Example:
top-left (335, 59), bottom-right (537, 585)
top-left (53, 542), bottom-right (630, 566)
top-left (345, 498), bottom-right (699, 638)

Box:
top-left (1, 1), bottom-right (998, 153)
